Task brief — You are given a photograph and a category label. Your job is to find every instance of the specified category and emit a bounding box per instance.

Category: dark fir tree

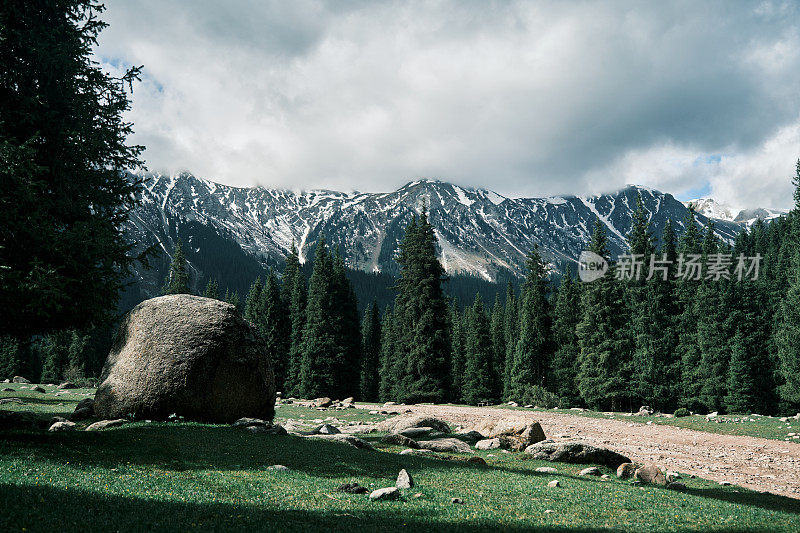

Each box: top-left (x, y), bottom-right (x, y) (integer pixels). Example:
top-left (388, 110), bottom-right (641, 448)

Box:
top-left (576, 218), bottom-right (632, 411)
top-left (204, 278), bottom-right (220, 299)
top-left (462, 294), bottom-right (496, 404)
top-left (282, 245), bottom-right (306, 396)
top-left (163, 240), bottom-right (190, 295)
top-left (502, 281), bottom-right (518, 401)
top-left (360, 302), bottom-right (381, 402)
top-left (243, 277), bottom-right (263, 325)
top-left (330, 249), bottom-right (362, 397)
top-left (775, 160), bottom-right (800, 408)
top-left (489, 294), bottom-right (506, 401)
top-left (0, 1), bottom-right (144, 338)
top-left (506, 246), bottom-right (552, 401)
top-left (551, 270), bottom-right (581, 406)
top-left (260, 271), bottom-right (290, 393)
top-left (378, 305), bottom-right (400, 400)
top-left (449, 299), bottom-right (466, 401)
top-left (676, 206), bottom-right (704, 410)
top-left (392, 210), bottom-right (451, 403)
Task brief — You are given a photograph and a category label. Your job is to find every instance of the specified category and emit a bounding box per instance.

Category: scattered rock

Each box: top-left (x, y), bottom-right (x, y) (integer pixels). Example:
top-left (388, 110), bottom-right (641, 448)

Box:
top-left (383, 401), bottom-right (397, 407)
top-left (475, 438), bottom-right (501, 450)
top-left (417, 438), bottom-right (472, 454)
top-left (601, 474), bottom-right (611, 480)
top-left (75, 398), bottom-right (95, 412)
top-left (12, 376), bottom-right (30, 384)
top-left (246, 424), bottom-right (287, 435)
top-left (57, 382), bottom-right (78, 390)
top-left (545, 509), bottom-right (555, 514)
top-left (313, 397), bottom-right (333, 408)
top-left (454, 430), bottom-right (484, 443)
top-left (467, 456), bottom-right (487, 466)
top-left (0, 398), bottom-right (23, 405)
top-left (0, 411), bottom-right (38, 430)
top-left (398, 427), bottom-right (436, 438)
top-left (471, 416), bottom-right (546, 451)
top-left (369, 487), bottom-right (399, 501)
top-left (524, 441), bottom-right (631, 468)
top-left (94, 294), bottom-right (275, 423)
top-left (69, 407), bottom-right (93, 422)
top-left (376, 415), bottom-right (451, 434)
top-left (312, 423), bottom-right (341, 435)
top-left (30, 386), bottom-right (46, 393)
top-left (579, 467), bottom-right (601, 476)
top-left (1, 388), bottom-right (14, 392)
top-left (451, 497), bottom-right (463, 504)
top-left (232, 417), bottom-right (270, 428)
top-left (307, 434), bottom-right (374, 450)
top-left (267, 465), bottom-right (290, 472)
top-left (535, 467), bottom-right (558, 474)
top-left (666, 472), bottom-right (681, 482)
top-left (548, 480), bottom-right (560, 487)
top-left (381, 433), bottom-right (420, 448)
top-left (616, 463), bottom-right (638, 479)
top-left (85, 419), bottom-right (127, 431)
top-left (49, 416), bottom-right (67, 427)
top-left (369, 410), bottom-right (379, 415)
top-left (399, 448), bottom-right (433, 455)
top-left (396, 469), bottom-right (414, 489)
top-left (719, 481), bottom-right (731, 486)
top-left (49, 421), bottom-right (76, 432)
top-left (634, 464), bottom-right (667, 486)
top-left (336, 482), bottom-right (368, 494)
top-left (667, 482), bottom-right (687, 490)
top-left (635, 405), bottom-right (654, 416)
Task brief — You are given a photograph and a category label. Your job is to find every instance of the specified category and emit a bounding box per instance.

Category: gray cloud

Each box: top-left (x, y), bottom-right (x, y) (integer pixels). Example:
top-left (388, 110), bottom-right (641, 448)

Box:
top-left (97, 0), bottom-right (800, 208)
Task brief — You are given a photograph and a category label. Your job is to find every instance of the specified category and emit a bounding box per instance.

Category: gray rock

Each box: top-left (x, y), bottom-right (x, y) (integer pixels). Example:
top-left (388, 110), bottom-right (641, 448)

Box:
top-left (12, 376), bottom-right (30, 384)
top-left (399, 448), bottom-right (433, 455)
top-left (85, 419), bottom-right (127, 431)
top-left (336, 482), bottom-right (367, 494)
top-left (471, 416), bottom-right (546, 451)
top-left (312, 423), bottom-right (341, 435)
top-left (267, 465), bottom-right (290, 472)
top-left (451, 497), bottom-right (463, 504)
top-left (232, 417), bottom-right (269, 428)
top-left (548, 480), bottom-right (560, 487)
top-left (307, 434), bottom-right (374, 450)
top-left (369, 487), bottom-right (399, 501)
top-left (617, 463), bottom-right (638, 479)
top-left (0, 398), bottom-right (23, 405)
top-left (1, 388), bottom-right (14, 392)
top-left (94, 295), bottom-right (275, 423)
top-left (667, 482), bottom-right (687, 490)
top-left (30, 386), bottom-right (46, 393)
top-left (579, 467), bottom-right (601, 476)
top-left (634, 464), bottom-right (667, 486)
top-left (475, 438), bottom-right (501, 450)
top-left (454, 430), bottom-right (484, 444)
top-left (396, 469), bottom-right (414, 489)
top-left (246, 424), bottom-right (287, 435)
top-left (535, 467), bottom-right (558, 474)
top-left (524, 441), bottom-right (631, 468)
top-left (313, 397), bottom-right (332, 408)
top-left (75, 398), bottom-right (95, 412)
top-left (376, 415), bottom-right (451, 434)
top-left (417, 438), bottom-right (472, 454)
top-left (69, 407), bottom-right (93, 422)
top-left (381, 433), bottom-right (420, 448)
top-left (58, 382), bottom-right (78, 390)
top-left (49, 421), bottom-right (76, 432)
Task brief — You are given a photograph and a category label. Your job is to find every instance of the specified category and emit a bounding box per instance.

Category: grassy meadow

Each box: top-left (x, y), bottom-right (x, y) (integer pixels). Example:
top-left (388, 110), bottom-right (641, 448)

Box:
top-left (1, 384), bottom-right (799, 532)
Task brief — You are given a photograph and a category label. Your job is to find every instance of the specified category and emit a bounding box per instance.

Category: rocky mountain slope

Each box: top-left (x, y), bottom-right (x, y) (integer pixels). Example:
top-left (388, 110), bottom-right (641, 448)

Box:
top-left (123, 173), bottom-right (750, 302)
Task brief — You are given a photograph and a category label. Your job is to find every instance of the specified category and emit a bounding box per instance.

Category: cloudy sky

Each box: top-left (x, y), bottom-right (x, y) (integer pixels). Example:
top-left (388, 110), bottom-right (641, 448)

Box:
top-left (97, 1), bottom-right (800, 208)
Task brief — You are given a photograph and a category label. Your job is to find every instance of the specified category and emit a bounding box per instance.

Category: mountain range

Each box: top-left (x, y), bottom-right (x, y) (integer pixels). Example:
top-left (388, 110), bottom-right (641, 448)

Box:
top-left (121, 172), bottom-right (779, 308)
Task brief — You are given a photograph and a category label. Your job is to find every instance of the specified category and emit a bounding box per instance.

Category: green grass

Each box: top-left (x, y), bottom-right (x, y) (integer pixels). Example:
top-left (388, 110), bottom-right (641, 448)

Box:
top-left (495, 404), bottom-right (800, 442)
top-left (1, 386), bottom-right (799, 531)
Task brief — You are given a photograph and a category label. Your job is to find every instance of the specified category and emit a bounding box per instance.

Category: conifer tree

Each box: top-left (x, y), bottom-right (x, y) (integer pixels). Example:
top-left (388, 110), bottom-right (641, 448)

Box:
top-left (378, 305), bottom-right (399, 400)
top-left (507, 246), bottom-right (552, 401)
top-left (392, 210), bottom-right (451, 403)
top-left (449, 300), bottom-right (466, 401)
top-left (502, 281), bottom-right (518, 401)
top-left (330, 249), bottom-right (362, 397)
top-left (489, 294), bottom-right (506, 401)
top-left (576, 218), bottom-right (632, 410)
top-left (360, 302), bottom-right (381, 402)
top-left (163, 240), bottom-right (190, 295)
top-left (676, 206), bottom-right (704, 410)
top-left (243, 277), bottom-right (263, 325)
top-left (261, 271), bottom-right (290, 392)
top-left (203, 278), bottom-right (220, 299)
top-left (462, 294), bottom-right (496, 404)
top-left (775, 159), bottom-right (800, 407)
top-left (551, 270), bottom-right (581, 406)
top-left (282, 245), bottom-right (306, 396)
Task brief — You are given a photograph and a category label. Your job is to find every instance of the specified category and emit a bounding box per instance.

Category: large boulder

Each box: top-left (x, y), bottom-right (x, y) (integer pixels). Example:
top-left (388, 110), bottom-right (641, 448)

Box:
top-left (376, 415), bottom-right (451, 434)
top-left (94, 295), bottom-right (275, 423)
top-left (417, 437), bottom-right (473, 454)
top-left (472, 416), bottom-right (546, 451)
top-left (524, 441), bottom-right (631, 468)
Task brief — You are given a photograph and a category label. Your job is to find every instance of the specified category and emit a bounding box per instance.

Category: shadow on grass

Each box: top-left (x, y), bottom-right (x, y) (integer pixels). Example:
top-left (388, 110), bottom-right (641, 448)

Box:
top-left (0, 482), bottom-right (588, 533)
top-left (681, 487), bottom-right (800, 515)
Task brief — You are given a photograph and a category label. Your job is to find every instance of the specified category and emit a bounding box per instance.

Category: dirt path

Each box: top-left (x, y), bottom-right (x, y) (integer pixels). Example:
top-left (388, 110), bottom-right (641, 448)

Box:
top-left (374, 404), bottom-right (800, 499)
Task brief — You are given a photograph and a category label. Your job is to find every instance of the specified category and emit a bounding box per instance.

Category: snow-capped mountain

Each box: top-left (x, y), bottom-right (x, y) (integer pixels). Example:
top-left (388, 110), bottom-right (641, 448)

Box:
top-left (124, 173), bottom-right (745, 301)
top-left (685, 198), bottom-right (786, 227)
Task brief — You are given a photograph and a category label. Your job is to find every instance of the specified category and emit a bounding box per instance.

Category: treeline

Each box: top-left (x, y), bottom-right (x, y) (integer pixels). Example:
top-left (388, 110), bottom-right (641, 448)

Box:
top-left (224, 178), bottom-right (800, 416)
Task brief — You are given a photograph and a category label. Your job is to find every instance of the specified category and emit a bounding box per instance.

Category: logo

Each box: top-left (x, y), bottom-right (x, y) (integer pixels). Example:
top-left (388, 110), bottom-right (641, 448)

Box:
top-left (578, 250), bottom-right (608, 282)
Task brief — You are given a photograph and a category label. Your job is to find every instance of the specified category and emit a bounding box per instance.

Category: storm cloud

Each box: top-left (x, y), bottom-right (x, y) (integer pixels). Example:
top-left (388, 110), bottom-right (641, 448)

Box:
top-left (97, 1), bottom-right (800, 208)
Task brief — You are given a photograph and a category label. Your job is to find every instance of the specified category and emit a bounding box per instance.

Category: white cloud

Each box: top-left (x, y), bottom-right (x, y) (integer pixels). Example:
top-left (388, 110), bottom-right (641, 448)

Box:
top-left (96, 1), bottom-right (800, 206)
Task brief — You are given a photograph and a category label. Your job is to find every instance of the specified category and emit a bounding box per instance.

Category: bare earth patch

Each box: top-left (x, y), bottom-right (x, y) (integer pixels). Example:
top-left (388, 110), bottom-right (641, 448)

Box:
top-left (374, 403), bottom-right (800, 499)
